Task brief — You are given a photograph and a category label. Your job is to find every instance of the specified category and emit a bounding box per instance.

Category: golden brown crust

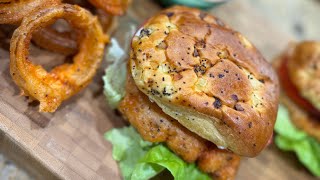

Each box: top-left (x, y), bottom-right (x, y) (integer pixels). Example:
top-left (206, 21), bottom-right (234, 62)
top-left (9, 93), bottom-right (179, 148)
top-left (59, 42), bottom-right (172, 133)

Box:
top-left (0, 0), bottom-right (61, 24)
top-left (129, 6), bottom-right (279, 157)
top-left (119, 74), bottom-right (240, 180)
top-left (10, 4), bottom-right (107, 112)
top-left (287, 41), bottom-right (320, 110)
top-left (31, 8), bottom-right (114, 56)
top-left (32, 27), bottom-right (78, 55)
top-left (198, 147), bottom-right (241, 180)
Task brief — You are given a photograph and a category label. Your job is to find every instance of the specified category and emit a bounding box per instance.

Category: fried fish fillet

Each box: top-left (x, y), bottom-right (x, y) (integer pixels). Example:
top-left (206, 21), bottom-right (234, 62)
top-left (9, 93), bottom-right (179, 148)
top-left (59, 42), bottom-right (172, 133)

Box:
top-left (118, 75), bottom-right (240, 180)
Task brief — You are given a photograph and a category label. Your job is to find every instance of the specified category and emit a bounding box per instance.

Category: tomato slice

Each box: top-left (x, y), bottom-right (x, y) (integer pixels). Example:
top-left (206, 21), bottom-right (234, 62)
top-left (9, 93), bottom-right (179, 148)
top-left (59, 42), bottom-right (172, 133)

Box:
top-left (278, 56), bottom-right (320, 118)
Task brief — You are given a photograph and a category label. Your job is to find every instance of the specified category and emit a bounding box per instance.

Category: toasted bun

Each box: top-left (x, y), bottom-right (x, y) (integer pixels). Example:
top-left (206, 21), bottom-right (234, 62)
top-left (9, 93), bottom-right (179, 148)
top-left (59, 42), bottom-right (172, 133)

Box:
top-left (129, 6), bottom-right (279, 157)
top-left (287, 41), bottom-right (320, 110)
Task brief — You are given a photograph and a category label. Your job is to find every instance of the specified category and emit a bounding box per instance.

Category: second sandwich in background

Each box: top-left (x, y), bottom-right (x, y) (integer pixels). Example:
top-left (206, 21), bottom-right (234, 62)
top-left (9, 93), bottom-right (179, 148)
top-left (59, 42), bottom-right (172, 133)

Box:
top-left (274, 41), bottom-right (320, 177)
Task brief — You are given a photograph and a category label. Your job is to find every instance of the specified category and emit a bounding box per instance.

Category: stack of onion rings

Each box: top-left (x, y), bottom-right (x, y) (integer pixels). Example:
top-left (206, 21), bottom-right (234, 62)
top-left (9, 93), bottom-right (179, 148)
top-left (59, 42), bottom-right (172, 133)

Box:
top-left (1, 0), bottom-right (124, 54)
top-left (1, 0), bottom-right (130, 112)
top-left (10, 4), bottom-right (108, 112)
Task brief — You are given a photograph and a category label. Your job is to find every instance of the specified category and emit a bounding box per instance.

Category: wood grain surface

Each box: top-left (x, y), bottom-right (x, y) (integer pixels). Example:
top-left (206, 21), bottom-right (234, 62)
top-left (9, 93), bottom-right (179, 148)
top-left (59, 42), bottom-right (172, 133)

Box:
top-left (0, 0), bottom-right (317, 179)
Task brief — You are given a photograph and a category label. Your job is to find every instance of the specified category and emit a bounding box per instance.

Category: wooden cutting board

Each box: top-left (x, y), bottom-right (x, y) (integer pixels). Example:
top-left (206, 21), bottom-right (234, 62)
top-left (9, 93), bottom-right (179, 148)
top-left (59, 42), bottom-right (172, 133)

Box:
top-left (0, 0), bottom-right (317, 179)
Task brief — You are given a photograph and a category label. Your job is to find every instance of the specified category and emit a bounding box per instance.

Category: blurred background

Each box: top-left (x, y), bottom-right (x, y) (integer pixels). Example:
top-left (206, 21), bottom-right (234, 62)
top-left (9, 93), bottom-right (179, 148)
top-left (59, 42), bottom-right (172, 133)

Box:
top-left (1, 0), bottom-right (319, 179)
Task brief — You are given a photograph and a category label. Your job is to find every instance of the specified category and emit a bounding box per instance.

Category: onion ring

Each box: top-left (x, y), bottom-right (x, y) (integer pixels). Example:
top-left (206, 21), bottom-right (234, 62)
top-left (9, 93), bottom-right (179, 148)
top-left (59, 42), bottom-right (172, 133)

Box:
top-left (32, 8), bottom-right (114, 55)
top-left (10, 4), bottom-right (108, 112)
top-left (96, 9), bottom-right (115, 34)
top-left (88, 0), bottom-right (131, 15)
top-left (0, 0), bottom-right (61, 24)
top-left (32, 26), bottom-right (78, 55)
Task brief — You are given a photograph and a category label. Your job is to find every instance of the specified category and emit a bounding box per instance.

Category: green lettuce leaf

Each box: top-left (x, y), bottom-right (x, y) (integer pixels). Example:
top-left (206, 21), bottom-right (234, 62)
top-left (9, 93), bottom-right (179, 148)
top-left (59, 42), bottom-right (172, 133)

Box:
top-left (105, 126), bottom-right (210, 180)
top-left (103, 61), bottom-right (127, 109)
top-left (274, 105), bottom-right (320, 176)
top-left (132, 145), bottom-right (210, 180)
top-left (103, 38), bottom-right (129, 109)
top-left (104, 127), bottom-right (154, 180)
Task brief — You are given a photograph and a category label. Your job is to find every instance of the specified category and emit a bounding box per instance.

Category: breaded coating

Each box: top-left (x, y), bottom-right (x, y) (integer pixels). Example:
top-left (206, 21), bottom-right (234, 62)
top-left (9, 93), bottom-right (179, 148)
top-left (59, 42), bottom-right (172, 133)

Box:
top-left (118, 74), bottom-right (240, 180)
top-left (9, 4), bottom-right (107, 112)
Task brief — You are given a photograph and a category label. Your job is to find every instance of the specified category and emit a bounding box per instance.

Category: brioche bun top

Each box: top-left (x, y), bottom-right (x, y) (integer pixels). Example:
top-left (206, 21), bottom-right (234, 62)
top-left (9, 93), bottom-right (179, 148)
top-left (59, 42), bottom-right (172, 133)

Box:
top-left (129, 6), bottom-right (279, 157)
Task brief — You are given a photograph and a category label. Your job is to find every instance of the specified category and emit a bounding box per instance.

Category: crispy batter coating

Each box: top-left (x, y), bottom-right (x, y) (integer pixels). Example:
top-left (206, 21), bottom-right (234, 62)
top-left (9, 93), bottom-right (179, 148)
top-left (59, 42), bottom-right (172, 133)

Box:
top-left (287, 41), bottom-right (320, 110)
top-left (118, 74), bottom-right (240, 180)
top-left (32, 8), bottom-right (114, 55)
top-left (32, 27), bottom-right (78, 55)
top-left (10, 4), bottom-right (107, 112)
top-left (88, 0), bottom-right (131, 15)
top-left (130, 6), bottom-right (279, 157)
top-left (0, 0), bottom-right (61, 24)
